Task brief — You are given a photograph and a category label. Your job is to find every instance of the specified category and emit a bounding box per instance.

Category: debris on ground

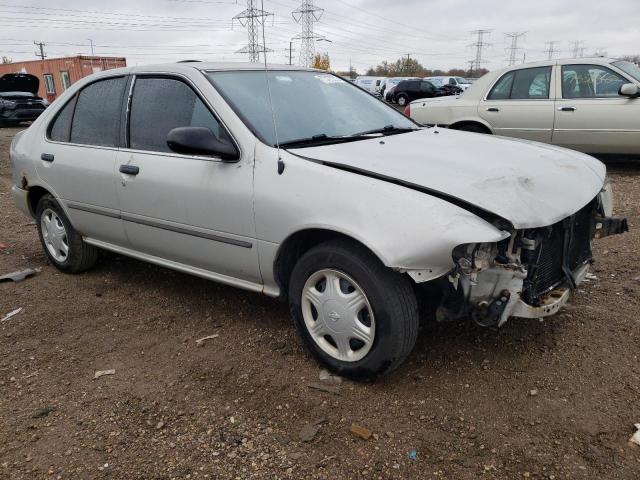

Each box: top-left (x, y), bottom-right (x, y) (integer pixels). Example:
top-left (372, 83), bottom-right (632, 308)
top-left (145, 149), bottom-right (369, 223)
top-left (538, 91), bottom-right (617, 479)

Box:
top-left (349, 423), bottom-right (372, 440)
top-left (529, 389), bottom-right (539, 396)
top-left (630, 424), bottom-right (640, 446)
top-left (407, 449), bottom-right (417, 460)
top-left (93, 369), bottom-right (116, 380)
top-left (319, 369), bottom-right (343, 385)
top-left (32, 406), bottom-right (56, 418)
top-left (195, 334), bottom-right (219, 347)
top-left (299, 417), bottom-right (329, 442)
top-left (1, 307), bottom-right (22, 323)
top-left (308, 383), bottom-right (341, 396)
top-left (0, 242), bottom-right (6, 251)
top-left (0, 268), bottom-right (39, 283)
top-left (584, 273), bottom-right (598, 282)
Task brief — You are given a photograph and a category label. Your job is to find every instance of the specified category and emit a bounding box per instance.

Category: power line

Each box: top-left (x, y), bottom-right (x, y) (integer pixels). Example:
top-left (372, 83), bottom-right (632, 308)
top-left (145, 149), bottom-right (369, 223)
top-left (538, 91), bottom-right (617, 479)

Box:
top-left (232, 0), bottom-right (273, 62)
top-left (469, 29), bottom-right (491, 73)
top-left (505, 31), bottom-right (525, 66)
top-left (292, 0), bottom-right (326, 67)
top-left (544, 40), bottom-right (559, 60)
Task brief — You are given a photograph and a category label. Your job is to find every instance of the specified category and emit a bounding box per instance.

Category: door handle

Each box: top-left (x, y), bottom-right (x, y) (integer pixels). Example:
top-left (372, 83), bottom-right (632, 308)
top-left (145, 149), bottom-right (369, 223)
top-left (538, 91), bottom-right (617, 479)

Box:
top-left (486, 107), bottom-right (500, 112)
top-left (119, 165), bottom-right (140, 175)
top-left (40, 153), bottom-right (54, 162)
top-left (558, 106), bottom-right (576, 112)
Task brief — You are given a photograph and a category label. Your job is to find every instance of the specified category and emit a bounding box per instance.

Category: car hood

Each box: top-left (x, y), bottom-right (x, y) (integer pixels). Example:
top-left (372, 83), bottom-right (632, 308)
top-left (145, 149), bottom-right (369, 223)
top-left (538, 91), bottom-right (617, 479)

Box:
top-left (288, 129), bottom-right (606, 229)
top-left (0, 73), bottom-right (39, 95)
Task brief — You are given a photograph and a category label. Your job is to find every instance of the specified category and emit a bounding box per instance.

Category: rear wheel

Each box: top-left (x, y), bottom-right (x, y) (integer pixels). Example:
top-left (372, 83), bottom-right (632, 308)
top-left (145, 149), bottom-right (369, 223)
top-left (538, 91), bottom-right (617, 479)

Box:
top-left (289, 239), bottom-right (419, 379)
top-left (453, 123), bottom-right (490, 134)
top-left (396, 94), bottom-right (409, 106)
top-left (36, 194), bottom-right (98, 273)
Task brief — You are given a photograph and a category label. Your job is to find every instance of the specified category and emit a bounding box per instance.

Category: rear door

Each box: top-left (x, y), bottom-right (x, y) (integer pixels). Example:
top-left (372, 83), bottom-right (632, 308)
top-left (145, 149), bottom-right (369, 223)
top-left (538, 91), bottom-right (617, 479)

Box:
top-left (478, 65), bottom-right (555, 142)
top-left (552, 63), bottom-right (640, 154)
top-left (38, 76), bottom-right (128, 246)
top-left (115, 74), bottom-right (260, 285)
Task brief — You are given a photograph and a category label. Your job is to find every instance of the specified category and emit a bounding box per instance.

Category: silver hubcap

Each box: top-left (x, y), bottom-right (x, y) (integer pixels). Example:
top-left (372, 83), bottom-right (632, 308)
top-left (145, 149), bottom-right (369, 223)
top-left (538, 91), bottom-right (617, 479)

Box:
top-left (40, 208), bottom-right (69, 263)
top-left (301, 269), bottom-right (375, 362)
top-left (398, 97), bottom-right (406, 105)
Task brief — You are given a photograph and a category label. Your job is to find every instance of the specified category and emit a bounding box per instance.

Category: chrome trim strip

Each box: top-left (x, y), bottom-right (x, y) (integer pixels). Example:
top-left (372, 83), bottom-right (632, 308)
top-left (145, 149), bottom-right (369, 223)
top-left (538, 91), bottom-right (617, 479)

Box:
top-left (121, 214), bottom-right (253, 249)
top-left (66, 202), bottom-right (121, 219)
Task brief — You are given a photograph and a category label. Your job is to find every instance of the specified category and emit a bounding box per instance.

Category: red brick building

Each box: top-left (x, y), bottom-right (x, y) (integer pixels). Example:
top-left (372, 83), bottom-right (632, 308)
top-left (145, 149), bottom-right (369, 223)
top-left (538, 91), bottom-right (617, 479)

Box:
top-left (0, 56), bottom-right (127, 101)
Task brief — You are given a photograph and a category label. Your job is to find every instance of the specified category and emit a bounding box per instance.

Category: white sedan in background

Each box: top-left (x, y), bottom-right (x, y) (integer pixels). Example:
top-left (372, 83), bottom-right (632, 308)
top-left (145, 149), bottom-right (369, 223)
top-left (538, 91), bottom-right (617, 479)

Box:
top-left (409, 57), bottom-right (640, 156)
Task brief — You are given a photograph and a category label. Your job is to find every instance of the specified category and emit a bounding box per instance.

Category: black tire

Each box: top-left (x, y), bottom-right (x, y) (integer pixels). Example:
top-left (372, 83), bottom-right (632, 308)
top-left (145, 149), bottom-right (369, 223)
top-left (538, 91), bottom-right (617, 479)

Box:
top-left (35, 194), bottom-right (98, 273)
top-left (396, 94), bottom-right (409, 106)
top-left (289, 239), bottom-right (419, 379)
top-left (454, 123), bottom-right (490, 134)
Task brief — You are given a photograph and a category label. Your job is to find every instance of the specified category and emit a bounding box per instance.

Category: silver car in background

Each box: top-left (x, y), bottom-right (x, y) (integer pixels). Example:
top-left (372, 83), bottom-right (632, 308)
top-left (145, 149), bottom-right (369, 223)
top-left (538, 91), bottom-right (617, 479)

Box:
top-left (9, 63), bottom-right (627, 378)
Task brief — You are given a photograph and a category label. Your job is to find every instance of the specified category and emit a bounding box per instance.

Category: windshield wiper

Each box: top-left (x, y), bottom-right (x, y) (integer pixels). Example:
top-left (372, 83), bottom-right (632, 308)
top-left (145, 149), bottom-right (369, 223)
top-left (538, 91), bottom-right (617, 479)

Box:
top-left (279, 133), bottom-right (377, 149)
top-left (349, 124), bottom-right (419, 137)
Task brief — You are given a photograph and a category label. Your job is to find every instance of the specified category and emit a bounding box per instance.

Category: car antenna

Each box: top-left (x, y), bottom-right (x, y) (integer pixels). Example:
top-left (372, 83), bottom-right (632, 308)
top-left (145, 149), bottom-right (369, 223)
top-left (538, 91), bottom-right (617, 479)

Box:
top-left (260, 0), bottom-right (285, 175)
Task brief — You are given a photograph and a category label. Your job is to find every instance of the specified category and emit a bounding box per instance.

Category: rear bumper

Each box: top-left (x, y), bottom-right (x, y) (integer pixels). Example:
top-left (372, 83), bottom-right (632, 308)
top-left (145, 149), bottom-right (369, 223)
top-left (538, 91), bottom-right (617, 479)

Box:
top-left (11, 184), bottom-right (32, 217)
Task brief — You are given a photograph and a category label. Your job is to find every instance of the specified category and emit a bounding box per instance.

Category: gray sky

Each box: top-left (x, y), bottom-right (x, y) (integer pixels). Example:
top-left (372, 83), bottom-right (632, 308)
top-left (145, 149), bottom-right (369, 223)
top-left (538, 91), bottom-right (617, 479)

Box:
top-left (2, 0), bottom-right (639, 73)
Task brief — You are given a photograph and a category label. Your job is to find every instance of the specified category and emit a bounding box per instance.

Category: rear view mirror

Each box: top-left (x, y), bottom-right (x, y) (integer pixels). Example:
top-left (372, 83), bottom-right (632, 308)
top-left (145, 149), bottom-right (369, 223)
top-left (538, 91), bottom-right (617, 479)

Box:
top-left (166, 127), bottom-right (239, 161)
top-left (619, 83), bottom-right (639, 98)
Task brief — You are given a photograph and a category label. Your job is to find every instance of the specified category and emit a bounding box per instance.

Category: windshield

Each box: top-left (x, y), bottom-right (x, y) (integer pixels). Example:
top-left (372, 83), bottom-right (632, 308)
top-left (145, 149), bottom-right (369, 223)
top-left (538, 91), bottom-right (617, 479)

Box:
top-left (612, 60), bottom-right (640, 82)
top-left (456, 77), bottom-right (471, 84)
top-left (207, 70), bottom-right (416, 146)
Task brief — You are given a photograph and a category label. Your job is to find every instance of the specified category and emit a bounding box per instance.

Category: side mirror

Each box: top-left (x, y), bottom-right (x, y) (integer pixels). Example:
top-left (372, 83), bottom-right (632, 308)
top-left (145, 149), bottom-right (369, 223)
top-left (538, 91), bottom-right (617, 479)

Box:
top-left (166, 126), bottom-right (239, 161)
top-left (618, 83), bottom-right (639, 98)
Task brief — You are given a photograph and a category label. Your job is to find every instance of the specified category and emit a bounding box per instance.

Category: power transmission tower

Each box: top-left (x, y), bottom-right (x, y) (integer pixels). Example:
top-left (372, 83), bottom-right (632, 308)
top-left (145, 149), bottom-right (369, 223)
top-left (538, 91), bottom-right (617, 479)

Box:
top-left (544, 41), bottom-right (559, 60)
top-left (233, 0), bottom-right (273, 63)
top-left (292, 1), bottom-right (327, 67)
top-left (505, 32), bottom-right (526, 66)
top-left (469, 29), bottom-right (491, 72)
top-left (34, 41), bottom-right (47, 60)
top-left (570, 40), bottom-right (585, 58)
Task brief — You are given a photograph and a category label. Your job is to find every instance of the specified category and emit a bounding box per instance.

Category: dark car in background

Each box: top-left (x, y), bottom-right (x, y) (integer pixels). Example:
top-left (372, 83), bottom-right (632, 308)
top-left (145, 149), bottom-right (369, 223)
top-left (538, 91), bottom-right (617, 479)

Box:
top-left (0, 73), bottom-right (48, 126)
top-left (389, 79), bottom-right (456, 106)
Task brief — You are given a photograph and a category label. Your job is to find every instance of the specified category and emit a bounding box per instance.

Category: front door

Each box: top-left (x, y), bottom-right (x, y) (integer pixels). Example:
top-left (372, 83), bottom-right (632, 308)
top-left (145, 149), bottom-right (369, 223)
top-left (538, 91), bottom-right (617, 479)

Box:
top-left (552, 63), bottom-right (640, 154)
top-left (115, 75), bottom-right (261, 287)
top-left (37, 75), bottom-right (128, 246)
top-left (479, 65), bottom-right (555, 143)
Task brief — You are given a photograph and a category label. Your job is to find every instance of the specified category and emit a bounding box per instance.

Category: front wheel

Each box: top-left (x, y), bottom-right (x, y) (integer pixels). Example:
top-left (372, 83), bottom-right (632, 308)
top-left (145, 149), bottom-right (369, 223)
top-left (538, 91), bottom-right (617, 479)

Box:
top-left (289, 239), bottom-right (419, 379)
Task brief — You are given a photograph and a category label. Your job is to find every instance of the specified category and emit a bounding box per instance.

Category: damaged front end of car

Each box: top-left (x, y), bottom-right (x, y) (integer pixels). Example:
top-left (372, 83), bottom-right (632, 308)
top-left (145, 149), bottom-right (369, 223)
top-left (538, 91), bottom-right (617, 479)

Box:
top-left (437, 188), bottom-right (628, 327)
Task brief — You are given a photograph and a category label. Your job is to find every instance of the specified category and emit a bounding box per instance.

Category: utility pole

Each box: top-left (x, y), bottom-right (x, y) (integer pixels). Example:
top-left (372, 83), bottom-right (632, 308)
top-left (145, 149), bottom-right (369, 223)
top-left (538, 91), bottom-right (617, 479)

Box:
top-left (289, 41), bottom-right (293, 65)
top-left (34, 41), bottom-right (47, 60)
top-left (233, 0), bottom-right (273, 63)
top-left (505, 32), bottom-right (526, 66)
top-left (544, 41), bottom-right (559, 60)
top-left (469, 29), bottom-right (491, 73)
top-left (467, 60), bottom-right (475, 77)
top-left (570, 40), bottom-right (585, 58)
top-left (292, 1), bottom-right (327, 67)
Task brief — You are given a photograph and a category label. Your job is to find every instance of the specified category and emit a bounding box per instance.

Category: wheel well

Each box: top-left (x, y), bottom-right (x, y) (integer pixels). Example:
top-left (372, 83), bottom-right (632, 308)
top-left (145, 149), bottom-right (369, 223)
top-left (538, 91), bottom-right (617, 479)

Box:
top-left (274, 229), bottom-right (378, 299)
top-left (449, 121), bottom-right (492, 134)
top-left (27, 186), bottom-right (51, 217)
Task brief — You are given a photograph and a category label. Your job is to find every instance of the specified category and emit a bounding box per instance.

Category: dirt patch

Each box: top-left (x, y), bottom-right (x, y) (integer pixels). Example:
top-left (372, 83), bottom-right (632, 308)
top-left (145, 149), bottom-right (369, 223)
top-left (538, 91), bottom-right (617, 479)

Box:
top-left (1, 126), bottom-right (639, 479)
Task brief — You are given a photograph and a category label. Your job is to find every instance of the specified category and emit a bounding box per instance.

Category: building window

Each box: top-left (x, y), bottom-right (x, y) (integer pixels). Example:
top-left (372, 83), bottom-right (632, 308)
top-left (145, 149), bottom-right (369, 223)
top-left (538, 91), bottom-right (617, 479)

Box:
top-left (60, 71), bottom-right (71, 90)
top-left (44, 74), bottom-right (55, 94)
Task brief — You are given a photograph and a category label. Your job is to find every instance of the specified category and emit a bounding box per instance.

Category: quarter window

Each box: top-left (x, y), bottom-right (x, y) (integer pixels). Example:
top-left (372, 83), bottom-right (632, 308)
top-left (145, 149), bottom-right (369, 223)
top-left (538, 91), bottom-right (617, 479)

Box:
top-left (562, 64), bottom-right (628, 98)
top-left (129, 77), bottom-right (227, 154)
top-left (43, 74), bottom-right (55, 94)
top-left (70, 76), bottom-right (127, 147)
top-left (48, 96), bottom-right (77, 142)
top-left (488, 66), bottom-right (551, 100)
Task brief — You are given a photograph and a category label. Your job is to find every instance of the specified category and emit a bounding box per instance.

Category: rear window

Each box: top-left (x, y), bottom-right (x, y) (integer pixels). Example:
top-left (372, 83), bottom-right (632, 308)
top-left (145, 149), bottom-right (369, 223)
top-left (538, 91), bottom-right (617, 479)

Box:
top-left (48, 95), bottom-right (77, 142)
top-left (70, 77), bottom-right (127, 147)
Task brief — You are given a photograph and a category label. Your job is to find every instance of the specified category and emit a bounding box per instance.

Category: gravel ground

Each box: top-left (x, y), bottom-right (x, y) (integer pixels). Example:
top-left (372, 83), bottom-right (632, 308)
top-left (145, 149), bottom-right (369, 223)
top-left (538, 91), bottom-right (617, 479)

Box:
top-left (1, 126), bottom-right (639, 479)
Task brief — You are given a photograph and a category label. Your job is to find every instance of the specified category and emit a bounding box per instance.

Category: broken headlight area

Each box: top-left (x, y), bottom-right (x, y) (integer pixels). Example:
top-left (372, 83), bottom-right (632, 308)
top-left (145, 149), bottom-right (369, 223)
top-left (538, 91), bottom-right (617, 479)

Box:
top-left (438, 198), bottom-right (628, 328)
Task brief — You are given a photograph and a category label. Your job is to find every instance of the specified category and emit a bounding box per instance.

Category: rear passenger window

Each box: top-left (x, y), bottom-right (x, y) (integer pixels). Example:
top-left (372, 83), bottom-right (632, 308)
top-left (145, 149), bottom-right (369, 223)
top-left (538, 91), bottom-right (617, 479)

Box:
top-left (488, 67), bottom-right (551, 100)
top-left (70, 77), bottom-right (126, 147)
top-left (48, 95), bottom-right (76, 142)
top-left (129, 77), bottom-right (227, 154)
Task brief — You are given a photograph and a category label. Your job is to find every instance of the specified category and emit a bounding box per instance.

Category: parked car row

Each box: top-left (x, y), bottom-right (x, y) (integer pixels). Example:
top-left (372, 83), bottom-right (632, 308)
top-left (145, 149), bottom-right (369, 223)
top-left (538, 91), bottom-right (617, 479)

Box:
top-left (386, 78), bottom-right (463, 105)
top-left (9, 62), bottom-right (628, 378)
top-left (407, 57), bottom-right (640, 156)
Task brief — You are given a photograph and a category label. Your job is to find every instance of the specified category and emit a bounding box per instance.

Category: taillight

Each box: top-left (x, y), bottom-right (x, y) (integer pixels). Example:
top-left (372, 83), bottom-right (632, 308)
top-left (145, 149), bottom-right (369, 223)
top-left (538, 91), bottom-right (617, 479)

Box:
top-left (403, 103), bottom-right (411, 117)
